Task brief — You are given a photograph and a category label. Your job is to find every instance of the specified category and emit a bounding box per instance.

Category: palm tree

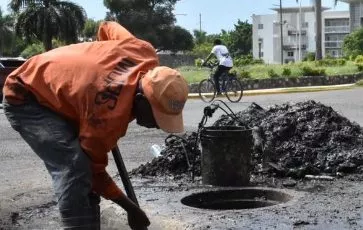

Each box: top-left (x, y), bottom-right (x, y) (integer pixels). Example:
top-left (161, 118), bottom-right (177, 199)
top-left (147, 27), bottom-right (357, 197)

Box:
top-left (0, 8), bottom-right (15, 56)
top-left (82, 18), bottom-right (101, 41)
top-left (193, 29), bottom-right (207, 45)
top-left (10, 0), bottom-right (86, 51)
top-left (297, 0), bottom-right (338, 60)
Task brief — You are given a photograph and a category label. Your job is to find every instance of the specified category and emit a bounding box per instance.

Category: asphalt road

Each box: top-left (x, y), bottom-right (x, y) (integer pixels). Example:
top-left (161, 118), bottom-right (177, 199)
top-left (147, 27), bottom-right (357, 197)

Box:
top-left (0, 87), bottom-right (362, 229)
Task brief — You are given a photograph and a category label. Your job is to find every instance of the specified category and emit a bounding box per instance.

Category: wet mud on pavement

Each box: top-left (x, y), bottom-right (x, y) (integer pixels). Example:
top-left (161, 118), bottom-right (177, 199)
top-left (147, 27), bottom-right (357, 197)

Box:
top-left (101, 174), bottom-right (363, 230)
top-left (3, 175), bottom-right (362, 229)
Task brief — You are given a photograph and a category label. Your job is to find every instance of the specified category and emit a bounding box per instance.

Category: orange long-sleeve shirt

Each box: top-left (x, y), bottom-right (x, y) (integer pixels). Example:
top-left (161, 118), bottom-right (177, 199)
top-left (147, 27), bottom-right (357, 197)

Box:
top-left (3, 22), bottom-right (159, 199)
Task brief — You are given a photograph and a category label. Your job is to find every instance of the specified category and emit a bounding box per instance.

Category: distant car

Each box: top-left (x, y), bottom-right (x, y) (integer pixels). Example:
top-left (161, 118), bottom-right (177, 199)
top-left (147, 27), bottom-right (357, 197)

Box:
top-left (0, 57), bottom-right (26, 103)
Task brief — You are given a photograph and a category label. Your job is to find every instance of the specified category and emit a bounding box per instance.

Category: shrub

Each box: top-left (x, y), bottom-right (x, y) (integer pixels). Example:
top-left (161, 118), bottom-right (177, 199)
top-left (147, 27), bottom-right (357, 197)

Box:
top-left (233, 55), bottom-right (264, 67)
top-left (251, 59), bottom-right (264, 65)
top-left (356, 64), bottom-right (363, 72)
top-left (20, 43), bottom-right (45, 58)
top-left (349, 55), bottom-right (357, 61)
top-left (356, 79), bottom-right (363, 86)
top-left (337, 59), bottom-right (346, 66)
top-left (234, 55), bottom-right (252, 66)
top-left (353, 55), bottom-right (363, 71)
top-left (268, 69), bottom-right (279, 78)
top-left (195, 58), bottom-right (203, 67)
top-left (314, 58), bottom-right (346, 67)
top-left (315, 60), bottom-right (324, 66)
top-left (229, 68), bottom-right (237, 77)
top-left (234, 57), bottom-right (249, 66)
top-left (303, 52), bottom-right (316, 62)
top-left (300, 66), bottom-right (326, 76)
top-left (355, 55), bottom-right (363, 64)
top-left (282, 67), bottom-right (292, 77)
top-left (237, 69), bottom-right (251, 79)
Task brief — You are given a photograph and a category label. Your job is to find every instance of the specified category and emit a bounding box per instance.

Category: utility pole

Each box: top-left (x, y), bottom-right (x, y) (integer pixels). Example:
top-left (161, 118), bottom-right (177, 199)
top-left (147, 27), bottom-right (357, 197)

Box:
top-left (280, 0), bottom-right (284, 65)
top-left (199, 13), bottom-right (202, 33)
top-left (298, 0), bottom-right (302, 62)
top-left (315, 0), bottom-right (323, 60)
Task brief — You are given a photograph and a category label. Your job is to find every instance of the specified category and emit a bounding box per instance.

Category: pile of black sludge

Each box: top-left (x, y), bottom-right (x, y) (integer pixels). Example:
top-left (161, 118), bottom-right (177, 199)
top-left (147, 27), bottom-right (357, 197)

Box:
top-left (131, 100), bottom-right (363, 179)
top-left (131, 133), bottom-right (201, 177)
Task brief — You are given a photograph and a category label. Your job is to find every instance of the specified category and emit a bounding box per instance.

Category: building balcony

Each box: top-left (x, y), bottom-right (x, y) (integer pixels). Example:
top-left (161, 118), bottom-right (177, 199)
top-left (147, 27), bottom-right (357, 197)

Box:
top-left (325, 26), bottom-right (350, 34)
top-left (283, 44), bottom-right (307, 50)
top-left (325, 41), bottom-right (344, 48)
top-left (287, 30), bottom-right (307, 36)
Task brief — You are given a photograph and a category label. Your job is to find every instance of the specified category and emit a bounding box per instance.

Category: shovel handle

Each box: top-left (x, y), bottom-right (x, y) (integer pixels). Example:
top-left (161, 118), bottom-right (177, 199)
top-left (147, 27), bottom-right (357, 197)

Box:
top-left (111, 146), bottom-right (139, 206)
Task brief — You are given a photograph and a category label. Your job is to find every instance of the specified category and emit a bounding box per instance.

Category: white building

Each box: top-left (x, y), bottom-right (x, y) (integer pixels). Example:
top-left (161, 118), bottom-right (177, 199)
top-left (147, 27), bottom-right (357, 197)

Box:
top-left (323, 11), bottom-right (349, 58)
top-left (341, 0), bottom-right (363, 31)
top-left (252, 2), bottom-right (359, 64)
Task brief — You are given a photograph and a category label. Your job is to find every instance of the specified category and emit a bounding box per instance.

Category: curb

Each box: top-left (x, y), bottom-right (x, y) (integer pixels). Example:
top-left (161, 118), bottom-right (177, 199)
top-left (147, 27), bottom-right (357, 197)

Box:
top-left (188, 84), bottom-right (356, 99)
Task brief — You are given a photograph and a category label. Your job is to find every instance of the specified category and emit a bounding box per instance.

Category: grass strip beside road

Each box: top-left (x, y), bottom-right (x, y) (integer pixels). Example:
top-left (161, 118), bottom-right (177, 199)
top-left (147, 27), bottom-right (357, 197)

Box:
top-left (356, 79), bottom-right (363, 86)
top-left (177, 61), bottom-right (360, 84)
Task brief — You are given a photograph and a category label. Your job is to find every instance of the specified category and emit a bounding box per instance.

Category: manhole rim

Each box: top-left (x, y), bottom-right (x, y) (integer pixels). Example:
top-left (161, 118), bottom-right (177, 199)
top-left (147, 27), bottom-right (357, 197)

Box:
top-left (179, 186), bottom-right (304, 212)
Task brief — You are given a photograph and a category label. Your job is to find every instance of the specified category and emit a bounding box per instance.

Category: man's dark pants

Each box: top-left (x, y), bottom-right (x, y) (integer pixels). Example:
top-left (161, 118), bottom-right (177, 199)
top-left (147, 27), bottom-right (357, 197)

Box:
top-left (214, 65), bottom-right (232, 94)
top-left (3, 96), bottom-right (100, 229)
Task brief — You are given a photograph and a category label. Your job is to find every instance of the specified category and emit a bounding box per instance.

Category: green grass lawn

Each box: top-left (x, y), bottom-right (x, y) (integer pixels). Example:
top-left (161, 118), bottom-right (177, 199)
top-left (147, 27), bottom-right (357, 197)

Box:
top-left (176, 66), bottom-right (210, 83)
top-left (177, 61), bottom-right (360, 84)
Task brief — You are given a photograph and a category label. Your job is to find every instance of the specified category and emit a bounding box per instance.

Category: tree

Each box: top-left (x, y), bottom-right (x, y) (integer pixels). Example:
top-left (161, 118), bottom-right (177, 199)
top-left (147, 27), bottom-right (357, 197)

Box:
top-left (223, 20), bottom-right (252, 57)
top-left (82, 18), bottom-right (101, 41)
top-left (193, 30), bottom-right (207, 45)
top-left (343, 28), bottom-right (363, 59)
top-left (20, 42), bottom-right (45, 58)
top-left (190, 20), bottom-right (252, 58)
top-left (190, 42), bottom-right (213, 58)
top-left (0, 8), bottom-right (15, 56)
top-left (104, 0), bottom-right (181, 50)
top-left (10, 0), bottom-right (86, 51)
top-left (159, 26), bottom-right (194, 52)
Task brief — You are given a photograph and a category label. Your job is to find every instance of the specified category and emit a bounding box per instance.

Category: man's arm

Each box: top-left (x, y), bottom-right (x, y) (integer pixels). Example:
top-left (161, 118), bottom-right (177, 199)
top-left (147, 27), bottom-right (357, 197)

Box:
top-left (80, 134), bottom-right (151, 229)
top-left (80, 133), bottom-right (151, 229)
top-left (203, 53), bottom-right (214, 65)
top-left (203, 46), bottom-right (217, 65)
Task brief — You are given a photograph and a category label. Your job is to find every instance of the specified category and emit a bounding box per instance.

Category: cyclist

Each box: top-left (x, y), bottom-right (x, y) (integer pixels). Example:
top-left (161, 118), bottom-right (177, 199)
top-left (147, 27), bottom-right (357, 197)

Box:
top-left (202, 39), bottom-right (233, 95)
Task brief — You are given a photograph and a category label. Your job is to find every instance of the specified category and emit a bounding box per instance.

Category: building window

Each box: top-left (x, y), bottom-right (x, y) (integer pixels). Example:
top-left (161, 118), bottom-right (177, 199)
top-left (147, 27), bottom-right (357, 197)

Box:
top-left (287, 51), bottom-right (294, 57)
top-left (258, 38), bottom-right (263, 48)
top-left (302, 22), bottom-right (308, 28)
top-left (258, 24), bottom-right (264, 29)
top-left (259, 52), bottom-right (264, 58)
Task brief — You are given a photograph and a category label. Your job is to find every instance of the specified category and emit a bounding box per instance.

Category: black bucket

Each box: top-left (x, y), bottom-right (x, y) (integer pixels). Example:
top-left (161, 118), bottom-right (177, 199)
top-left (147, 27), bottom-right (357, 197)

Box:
top-left (200, 126), bottom-right (253, 186)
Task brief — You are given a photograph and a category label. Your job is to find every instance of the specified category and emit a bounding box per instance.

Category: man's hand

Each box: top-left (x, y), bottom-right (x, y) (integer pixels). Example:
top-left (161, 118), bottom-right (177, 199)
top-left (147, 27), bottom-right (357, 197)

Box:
top-left (127, 207), bottom-right (150, 230)
top-left (111, 196), bottom-right (150, 229)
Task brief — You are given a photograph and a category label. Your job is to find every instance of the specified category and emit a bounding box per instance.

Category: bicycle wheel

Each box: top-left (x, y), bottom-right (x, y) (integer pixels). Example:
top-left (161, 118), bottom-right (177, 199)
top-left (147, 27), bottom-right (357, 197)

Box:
top-left (198, 79), bottom-right (216, 103)
top-left (225, 77), bottom-right (243, 103)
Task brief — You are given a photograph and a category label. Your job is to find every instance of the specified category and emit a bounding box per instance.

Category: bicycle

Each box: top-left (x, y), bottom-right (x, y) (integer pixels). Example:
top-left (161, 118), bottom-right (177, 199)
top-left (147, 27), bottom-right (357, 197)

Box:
top-left (198, 62), bottom-right (243, 103)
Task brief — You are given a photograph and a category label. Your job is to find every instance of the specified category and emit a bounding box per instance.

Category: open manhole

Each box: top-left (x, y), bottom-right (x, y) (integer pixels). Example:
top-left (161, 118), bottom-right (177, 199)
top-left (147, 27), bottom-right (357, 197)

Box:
top-left (181, 188), bottom-right (293, 210)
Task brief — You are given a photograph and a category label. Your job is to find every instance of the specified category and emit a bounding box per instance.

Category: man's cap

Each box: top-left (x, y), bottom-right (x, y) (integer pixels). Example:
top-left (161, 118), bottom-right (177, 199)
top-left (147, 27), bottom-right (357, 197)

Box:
top-left (141, 66), bottom-right (189, 133)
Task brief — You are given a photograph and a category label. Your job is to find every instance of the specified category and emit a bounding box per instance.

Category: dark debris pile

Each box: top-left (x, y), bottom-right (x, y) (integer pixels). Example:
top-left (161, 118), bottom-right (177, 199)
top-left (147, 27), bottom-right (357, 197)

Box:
top-left (130, 133), bottom-right (201, 177)
top-left (131, 100), bottom-right (363, 179)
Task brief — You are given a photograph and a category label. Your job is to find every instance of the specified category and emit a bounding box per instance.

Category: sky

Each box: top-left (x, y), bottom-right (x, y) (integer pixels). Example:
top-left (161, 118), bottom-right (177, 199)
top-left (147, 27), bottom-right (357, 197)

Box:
top-left (0, 0), bottom-right (349, 34)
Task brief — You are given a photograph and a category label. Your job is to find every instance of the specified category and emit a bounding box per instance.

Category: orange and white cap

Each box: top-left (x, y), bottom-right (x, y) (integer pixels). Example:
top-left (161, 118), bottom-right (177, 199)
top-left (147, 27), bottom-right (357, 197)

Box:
top-left (141, 66), bottom-right (189, 133)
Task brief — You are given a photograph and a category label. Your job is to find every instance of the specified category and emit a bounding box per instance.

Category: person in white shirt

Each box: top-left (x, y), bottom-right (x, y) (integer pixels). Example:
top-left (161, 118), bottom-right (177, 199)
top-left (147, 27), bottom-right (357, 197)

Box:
top-left (203, 39), bottom-right (233, 95)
